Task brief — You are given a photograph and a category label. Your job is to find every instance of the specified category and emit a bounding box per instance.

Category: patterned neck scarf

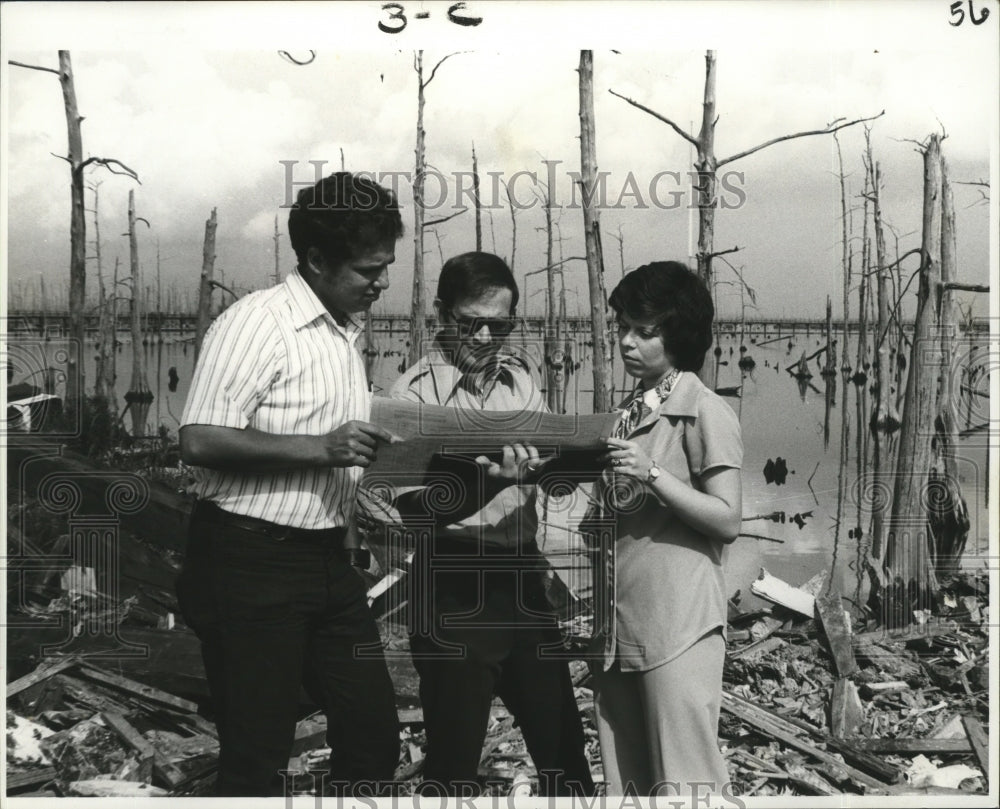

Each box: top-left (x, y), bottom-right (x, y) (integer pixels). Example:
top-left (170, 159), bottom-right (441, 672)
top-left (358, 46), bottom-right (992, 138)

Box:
top-left (612, 369), bottom-right (681, 439)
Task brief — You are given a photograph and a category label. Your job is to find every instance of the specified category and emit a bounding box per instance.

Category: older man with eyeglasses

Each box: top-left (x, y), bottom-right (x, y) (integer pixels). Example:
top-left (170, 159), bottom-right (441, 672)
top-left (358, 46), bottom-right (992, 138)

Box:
top-left (389, 252), bottom-right (594, 797)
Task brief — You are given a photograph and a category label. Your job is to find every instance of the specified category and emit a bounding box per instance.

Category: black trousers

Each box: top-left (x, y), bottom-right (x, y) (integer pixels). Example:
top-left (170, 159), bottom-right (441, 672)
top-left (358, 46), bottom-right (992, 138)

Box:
top-left (408, 543), bottom-right (594, 796)
top-left (176, 507), bottom-right (399, 796)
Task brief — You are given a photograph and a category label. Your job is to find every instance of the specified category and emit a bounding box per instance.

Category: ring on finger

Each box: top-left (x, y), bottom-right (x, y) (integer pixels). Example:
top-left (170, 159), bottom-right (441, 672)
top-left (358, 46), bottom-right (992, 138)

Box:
top-left (613, 458), bottom-right (622, 467)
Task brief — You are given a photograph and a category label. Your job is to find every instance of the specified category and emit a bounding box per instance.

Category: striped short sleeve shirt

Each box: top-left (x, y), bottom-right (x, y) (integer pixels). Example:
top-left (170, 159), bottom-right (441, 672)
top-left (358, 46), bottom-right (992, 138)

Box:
top-left (180, 270), bottom-right (369, 529)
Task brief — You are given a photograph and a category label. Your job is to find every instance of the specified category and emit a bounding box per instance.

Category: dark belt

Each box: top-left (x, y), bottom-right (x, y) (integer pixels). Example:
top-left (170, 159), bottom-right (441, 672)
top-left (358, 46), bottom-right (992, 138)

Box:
top-left (193, 500), bottom-right (348, 545)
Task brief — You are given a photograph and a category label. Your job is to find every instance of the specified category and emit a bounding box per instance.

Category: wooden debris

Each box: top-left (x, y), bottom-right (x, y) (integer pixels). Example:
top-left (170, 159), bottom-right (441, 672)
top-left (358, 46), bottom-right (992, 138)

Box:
top-left (720, 691), bottom-right (892, 791)
top-left (961, 716), bottom-right (989, 774)
top-left (6, 656), bottom-right (79, 697)
top-left (844, 738), bottom-right (971, 754)
top-left (5, 767), bottom-right (58, 792)
top-left (830, 678), bottom-right (864, 737)
top-left (76, 663), bottom-right (199, 713)
top-left (750, 568), bottom-right (820, 618)
top-left (102, 710), bottom-right (156, 783)
top-left (815, 588), bottom-right (857, 676)
top-left (67, 779), bottom-right (168, 797)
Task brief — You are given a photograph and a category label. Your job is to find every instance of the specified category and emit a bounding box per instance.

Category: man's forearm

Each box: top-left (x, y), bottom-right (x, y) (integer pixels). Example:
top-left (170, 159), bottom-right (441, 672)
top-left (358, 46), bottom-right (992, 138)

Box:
top-left (180, 424), bottom-right (326, 473)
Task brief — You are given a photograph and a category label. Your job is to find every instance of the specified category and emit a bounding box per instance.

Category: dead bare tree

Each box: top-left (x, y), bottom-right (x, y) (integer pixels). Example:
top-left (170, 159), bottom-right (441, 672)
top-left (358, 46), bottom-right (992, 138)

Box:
top-left (9, 51), bottom-right (139, 409)
top-left (408, 50), bottom-right (465, 367)
top-left (611, 51), bottom-right (882, 385)
top-left (272, 215), bottom-right (281, 285)
top-left (879, 134), bottom-right (944, 626)
top-left (194, 208), bottom-right (218, 361)
top-left (472, 142), bottom-right (483, 252)
top-left (124, 190), bottom-right (152, 436)
top-left (579, 50), bottom-right (614, 412)
top-left (504, 180), bottom-right (518, 273)
top-left (88, 182), bottom-right (115, 402)
top-left (929, 156), bottom-right (970, 576)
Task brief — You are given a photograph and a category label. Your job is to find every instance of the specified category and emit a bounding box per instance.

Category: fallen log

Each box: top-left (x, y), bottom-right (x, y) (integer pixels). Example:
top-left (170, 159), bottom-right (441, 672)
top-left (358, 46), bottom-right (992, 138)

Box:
top-left (842, 738), bottom-right (972, 755)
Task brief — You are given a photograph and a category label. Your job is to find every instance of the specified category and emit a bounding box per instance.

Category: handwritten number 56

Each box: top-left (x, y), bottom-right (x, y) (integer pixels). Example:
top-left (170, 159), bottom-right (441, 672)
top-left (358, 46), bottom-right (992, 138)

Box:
top-left (950, 0), bottom-right (990, 26)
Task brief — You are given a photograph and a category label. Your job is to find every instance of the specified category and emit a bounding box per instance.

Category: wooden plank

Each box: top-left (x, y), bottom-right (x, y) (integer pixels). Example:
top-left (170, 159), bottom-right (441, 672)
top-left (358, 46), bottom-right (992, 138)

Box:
top-left (730, 636), bottom-right (784, 661)
top-left (749, 568), bottom-right (825, 618)
top-left (961, 716), bottom-right (989, 773)
top-left (151, 749), bottom-right (187, 789)
top-left (720, 691), bottom-right (893, 790)
top-left (851, 620), bottom-right (959, 647)
top-left (815, 588), bottom-right (858, 676)
top-left (102, 710), bottom-right (156, 783)
top-left (843, 738), bottom-right (972, 754)
top-left (830, 678), bottom-right (864, 738)
top-left (6, 656), bottom-right (79, 697)
top-left (5, 767), bottom-right (57, 791)
top-left (76, 663), bottom-right (199, 713)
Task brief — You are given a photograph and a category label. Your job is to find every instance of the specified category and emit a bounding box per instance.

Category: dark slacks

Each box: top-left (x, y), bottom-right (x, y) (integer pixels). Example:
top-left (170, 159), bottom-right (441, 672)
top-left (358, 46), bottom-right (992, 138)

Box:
top-left (408, 544), bottom-right (594, 796)
top-left (176, 509), bottom-right (399, 797)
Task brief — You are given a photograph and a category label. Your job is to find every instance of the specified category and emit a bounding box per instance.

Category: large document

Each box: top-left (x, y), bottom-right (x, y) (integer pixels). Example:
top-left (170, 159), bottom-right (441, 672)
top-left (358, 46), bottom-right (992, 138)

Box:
top-left (364, 397), bottom-right (620, 487)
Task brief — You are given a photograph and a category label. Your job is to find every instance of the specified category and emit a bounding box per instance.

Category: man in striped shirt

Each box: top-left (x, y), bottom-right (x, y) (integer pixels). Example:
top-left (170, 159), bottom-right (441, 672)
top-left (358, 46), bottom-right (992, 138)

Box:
top-left (177, 172), bottom-right (402, 796)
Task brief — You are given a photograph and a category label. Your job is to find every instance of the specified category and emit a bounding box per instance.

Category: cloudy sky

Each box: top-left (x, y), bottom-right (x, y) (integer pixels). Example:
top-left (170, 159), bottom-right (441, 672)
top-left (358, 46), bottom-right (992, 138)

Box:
top-left (3, 1), bottom-right (997, 321)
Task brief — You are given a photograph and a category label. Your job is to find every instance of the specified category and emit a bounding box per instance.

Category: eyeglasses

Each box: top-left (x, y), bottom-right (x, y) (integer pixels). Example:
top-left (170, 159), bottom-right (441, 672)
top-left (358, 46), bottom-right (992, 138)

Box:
top-left (450, 315), bottom-right (517, 337)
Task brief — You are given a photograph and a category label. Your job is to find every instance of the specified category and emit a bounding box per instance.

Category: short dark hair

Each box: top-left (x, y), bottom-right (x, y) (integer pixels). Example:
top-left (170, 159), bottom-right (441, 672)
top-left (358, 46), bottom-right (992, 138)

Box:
top-left (288, 172), bottom-right (403, 268)
top-left (436, 252), bottom-right (519, 313)
top-left (608, 261), bottom-right (714, 371)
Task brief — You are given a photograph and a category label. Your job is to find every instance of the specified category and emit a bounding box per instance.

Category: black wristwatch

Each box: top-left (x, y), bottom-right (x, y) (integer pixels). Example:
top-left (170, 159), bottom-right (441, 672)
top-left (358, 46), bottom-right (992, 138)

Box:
top-left (345, 548), bottom-right (371, 569)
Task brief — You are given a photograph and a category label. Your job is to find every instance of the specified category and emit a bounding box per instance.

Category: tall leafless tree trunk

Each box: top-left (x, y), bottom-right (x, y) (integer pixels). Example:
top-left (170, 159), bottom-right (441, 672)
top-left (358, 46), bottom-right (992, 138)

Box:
top-left (194, 208), bottom-right (218, 361)
top-left (125, 190), bottom-right (152, 436)
top-left (611, 51), bottom-right (882, 387)
top-left (882, 134), bottom-right (943, 625)
top-left (90, 183), bottom-right (113, 402)
top-left (407, 50), bottom-right (464, 367)
top-left (869, 160), bottom-right (899, 565)
top-left (9, 51), bottom-right (139, 408)
top-left (579, 51), bottom-right (613, 412)
top-left (929, 156), bottom-right (970, 576)
top-left (60, 51), bottom-right (86, 408)
top-left (273, 215), bottom-right (281, 285)
top-left (472, 142), bottom-right (482, 252)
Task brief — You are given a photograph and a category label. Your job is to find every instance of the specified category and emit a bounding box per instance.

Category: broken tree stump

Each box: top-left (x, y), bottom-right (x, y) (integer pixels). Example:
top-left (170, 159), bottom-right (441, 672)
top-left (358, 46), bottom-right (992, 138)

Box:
top-left (815, 588), bottom-right (858, 677)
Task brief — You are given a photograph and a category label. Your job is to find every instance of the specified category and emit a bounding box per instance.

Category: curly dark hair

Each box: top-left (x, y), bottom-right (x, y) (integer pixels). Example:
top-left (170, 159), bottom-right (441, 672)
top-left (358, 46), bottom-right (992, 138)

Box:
top-left (436, 252), bottom-right (519, 312)
top-left (608, 261), bottom-right (714, 371)
top-left (288, 172), bottom-right (404, 268)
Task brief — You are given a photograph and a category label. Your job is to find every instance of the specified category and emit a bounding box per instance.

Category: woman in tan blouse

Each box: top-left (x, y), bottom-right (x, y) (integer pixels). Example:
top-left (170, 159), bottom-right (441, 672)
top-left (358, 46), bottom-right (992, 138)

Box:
top-left (587, 261), bottom-right (743, 797)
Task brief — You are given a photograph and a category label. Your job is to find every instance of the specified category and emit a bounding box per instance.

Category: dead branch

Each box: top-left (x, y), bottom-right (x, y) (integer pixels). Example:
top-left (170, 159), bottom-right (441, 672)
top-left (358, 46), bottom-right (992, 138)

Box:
top-left (423, 209), bottom-right (467, 228)
top-left (424, 51), bottom-right (468, 88)
top-left (77, 157), bottom-right (141, 183)
top-left (8, 59), bottom-right (61, 76)
top-left (708, 245), bottom-right (743, 259)
top-left (209, 280), bottom-right (238, 300)
top-left (608, 89), bottom-right (699, 148)
top-left (942, 282), bottom-right (989, 293)
top-left (718, 111), bottom-right (885, 167)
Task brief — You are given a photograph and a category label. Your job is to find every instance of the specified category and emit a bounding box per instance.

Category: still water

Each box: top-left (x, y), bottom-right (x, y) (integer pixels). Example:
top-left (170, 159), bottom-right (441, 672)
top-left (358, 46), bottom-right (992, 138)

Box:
top-left (9, 325), bottom-right (990, 608)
